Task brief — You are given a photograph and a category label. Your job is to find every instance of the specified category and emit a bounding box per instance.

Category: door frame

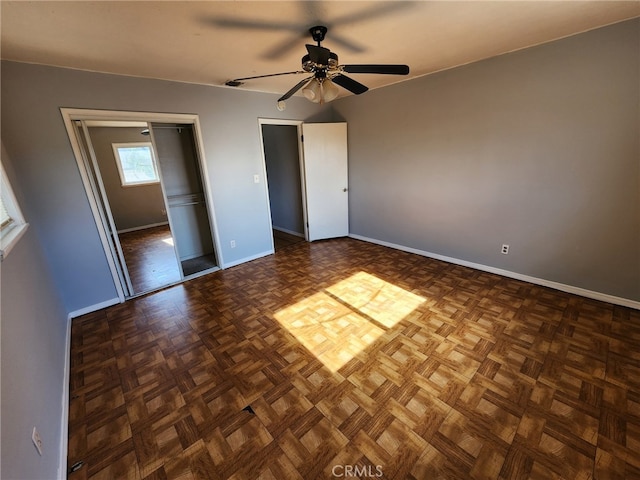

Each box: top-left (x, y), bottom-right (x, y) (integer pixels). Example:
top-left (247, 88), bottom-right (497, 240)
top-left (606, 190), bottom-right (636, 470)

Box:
top-left (77, 119), bottom-right (137, 297)
top-left (257, 118), bottom-right (309, 249)
top-left (61, 108), bottom-right (222, 302)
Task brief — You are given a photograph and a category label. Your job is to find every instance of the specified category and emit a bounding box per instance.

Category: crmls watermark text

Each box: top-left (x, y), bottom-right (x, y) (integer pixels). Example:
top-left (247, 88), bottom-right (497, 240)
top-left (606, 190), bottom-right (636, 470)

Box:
top-left (331, 464), bottom-right (384, 478)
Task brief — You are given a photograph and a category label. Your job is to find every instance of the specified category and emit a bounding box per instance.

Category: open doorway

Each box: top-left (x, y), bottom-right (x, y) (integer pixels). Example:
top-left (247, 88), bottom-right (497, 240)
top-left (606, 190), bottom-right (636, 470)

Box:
top-left (259, 119), bottom-right (350, 249)
top-left (260, 120), bottom-right (307, 251)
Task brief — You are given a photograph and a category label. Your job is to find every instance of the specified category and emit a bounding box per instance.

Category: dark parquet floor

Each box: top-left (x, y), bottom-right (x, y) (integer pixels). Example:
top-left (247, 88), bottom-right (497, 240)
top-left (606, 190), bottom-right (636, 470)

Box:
top-left (273, 230), bottom-right (306, 251)
top-left (119, 225), bottom-right (181, 294)
top-left (68, 238), bottom-right (640, 479)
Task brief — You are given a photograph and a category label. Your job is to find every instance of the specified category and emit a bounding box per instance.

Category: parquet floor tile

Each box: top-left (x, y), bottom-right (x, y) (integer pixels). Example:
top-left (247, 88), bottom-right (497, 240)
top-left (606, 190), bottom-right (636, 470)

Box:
top-left (68, 238), bottom-right (640, 479)
top-left (119, 225), bottom-right (182, 294)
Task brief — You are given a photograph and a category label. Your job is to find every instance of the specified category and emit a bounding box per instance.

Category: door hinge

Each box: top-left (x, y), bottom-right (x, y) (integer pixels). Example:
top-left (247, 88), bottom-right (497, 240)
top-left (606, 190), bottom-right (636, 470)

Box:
top-left (301, 135), bottom-right (304, 142)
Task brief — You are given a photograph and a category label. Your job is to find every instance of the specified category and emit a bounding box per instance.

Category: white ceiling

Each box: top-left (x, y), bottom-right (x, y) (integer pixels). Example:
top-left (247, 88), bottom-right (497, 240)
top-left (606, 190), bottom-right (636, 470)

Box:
top-left (2, 1), bottom-right (639, 100)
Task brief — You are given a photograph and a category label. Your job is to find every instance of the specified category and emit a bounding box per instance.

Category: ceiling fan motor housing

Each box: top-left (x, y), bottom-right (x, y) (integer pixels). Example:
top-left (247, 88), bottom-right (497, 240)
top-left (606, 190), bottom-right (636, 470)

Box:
top-left (302, 52), bottom-right (339, 72)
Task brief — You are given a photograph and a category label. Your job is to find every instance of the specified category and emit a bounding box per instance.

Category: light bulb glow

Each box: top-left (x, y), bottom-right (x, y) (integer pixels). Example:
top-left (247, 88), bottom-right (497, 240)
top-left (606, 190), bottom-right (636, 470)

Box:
top-left (301, 77), bottom-right (340, 104)
top-left (323, 78), bottom-right (340, 102)
top-left (302, 79), bottom-right (322, 103)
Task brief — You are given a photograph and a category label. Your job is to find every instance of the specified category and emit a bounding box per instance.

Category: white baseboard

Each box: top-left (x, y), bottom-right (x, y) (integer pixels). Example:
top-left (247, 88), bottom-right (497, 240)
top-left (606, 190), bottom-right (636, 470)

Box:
top-left (350, 234), bottom-right (640, 310)
top-left (179, 251), bottom-right (215, 262)
top-left (68, 297), bottom-right (121, 319)
top-left (57, 316), bottom-right (72, 479)
top-left (117, 222), bottom-right (169, 234)
top-left (273, 226), bottom-right (305, 238)
top-left (222, 250), bottom-right (273, 269)
top-left (61, 298), bottom-right (121, 475)
top-left (183, 266), bottom-right (221, 280)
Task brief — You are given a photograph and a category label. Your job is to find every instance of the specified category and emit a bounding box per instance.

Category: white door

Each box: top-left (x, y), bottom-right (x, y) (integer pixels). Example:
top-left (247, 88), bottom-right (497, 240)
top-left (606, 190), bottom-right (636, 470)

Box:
top-left (302, 123), bottom-right (349, 241)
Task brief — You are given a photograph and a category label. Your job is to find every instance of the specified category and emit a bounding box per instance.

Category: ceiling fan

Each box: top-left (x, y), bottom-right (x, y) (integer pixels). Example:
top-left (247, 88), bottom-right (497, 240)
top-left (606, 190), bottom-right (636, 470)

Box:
top-left (225, 25), bottom-right (409, 110)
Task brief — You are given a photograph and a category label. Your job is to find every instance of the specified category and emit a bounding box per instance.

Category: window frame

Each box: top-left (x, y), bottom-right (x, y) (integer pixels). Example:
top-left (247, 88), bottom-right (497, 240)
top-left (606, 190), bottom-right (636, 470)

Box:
top-left (0, 160), bottom-right (28, 260)
top-left (111, 142), bottom-right (160, 187)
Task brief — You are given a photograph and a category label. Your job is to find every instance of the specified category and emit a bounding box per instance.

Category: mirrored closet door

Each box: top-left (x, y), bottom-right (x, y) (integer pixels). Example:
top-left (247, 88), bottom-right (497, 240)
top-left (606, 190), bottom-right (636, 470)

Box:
top-left (69, 114), bottom-right (219, 298)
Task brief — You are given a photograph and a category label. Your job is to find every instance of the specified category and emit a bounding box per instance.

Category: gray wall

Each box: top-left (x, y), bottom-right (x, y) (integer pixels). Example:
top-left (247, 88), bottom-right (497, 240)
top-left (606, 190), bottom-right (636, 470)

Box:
top-left (263, 125), bottom-right (304, 235)
top-left (1, 144), bottom-right (69, 480)
top-left (335, 18), bottom-right (640, 302)
top-left (88, 126), bottom-right (167, 231)
top-left (0, 61), bottom-right (332, 314)
top-left (0, 18), bottom-right (638, 480)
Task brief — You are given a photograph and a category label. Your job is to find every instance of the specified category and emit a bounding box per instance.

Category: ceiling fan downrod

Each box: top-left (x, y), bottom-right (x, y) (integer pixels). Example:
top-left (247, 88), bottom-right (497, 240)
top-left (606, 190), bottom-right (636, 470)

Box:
top-left (309, 25), bottom-right (328, 46)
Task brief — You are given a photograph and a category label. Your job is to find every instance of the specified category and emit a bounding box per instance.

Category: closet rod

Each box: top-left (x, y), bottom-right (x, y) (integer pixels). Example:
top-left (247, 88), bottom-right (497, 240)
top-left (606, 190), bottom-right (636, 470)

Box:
top-left (169, 201), bottom-right (201, 207)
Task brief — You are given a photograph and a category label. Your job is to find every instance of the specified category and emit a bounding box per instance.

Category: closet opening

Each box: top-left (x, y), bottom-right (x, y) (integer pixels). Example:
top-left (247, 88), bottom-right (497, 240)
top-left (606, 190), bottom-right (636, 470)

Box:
top-left (62, 109), bottom-right (221, 301)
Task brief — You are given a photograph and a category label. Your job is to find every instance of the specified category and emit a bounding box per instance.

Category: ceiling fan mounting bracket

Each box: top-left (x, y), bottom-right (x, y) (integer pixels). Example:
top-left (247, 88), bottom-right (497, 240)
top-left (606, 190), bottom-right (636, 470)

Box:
top-left (309, 25), bottom-right (328, 45)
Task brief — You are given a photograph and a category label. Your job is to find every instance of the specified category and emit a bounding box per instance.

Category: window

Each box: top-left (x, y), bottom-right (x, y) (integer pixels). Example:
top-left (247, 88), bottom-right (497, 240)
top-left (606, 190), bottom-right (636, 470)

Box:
top-left (112, 142), bottom-right (159, 186)
top-left (0, 161), bottom-right (28, 260)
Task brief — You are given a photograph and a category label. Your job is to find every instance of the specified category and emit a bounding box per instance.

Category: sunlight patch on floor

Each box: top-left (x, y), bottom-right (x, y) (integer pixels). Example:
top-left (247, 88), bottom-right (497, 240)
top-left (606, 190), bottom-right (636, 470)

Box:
top-left (274, 272), bottom-right (425, 372)
top-left (162, 236), bottom-right (174, 246)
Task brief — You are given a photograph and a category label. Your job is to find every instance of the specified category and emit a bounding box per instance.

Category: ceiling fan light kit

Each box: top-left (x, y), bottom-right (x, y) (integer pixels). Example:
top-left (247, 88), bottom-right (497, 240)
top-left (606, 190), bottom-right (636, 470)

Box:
top-left (224, 25), bottom-right (409, 109)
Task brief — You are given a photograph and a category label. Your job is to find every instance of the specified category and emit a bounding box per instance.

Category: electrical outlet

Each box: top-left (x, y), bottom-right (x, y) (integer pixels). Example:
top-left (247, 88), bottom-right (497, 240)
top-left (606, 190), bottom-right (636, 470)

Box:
top-left (32, 427), bottom-right (43, 456)
top-left (230, 240), bottom-right (236, 248)
top-left (501, 244), bottom-right (510, 255)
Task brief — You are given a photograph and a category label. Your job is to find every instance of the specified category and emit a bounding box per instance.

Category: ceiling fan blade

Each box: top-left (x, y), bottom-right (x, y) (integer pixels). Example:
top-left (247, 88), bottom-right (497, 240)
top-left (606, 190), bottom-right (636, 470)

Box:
top-left (225, 70), bottom-right (305, 86)
top-left (204, 17), bottom-right (298, 32)
top-left (330, 2), bottom-right (416, 27)
top-left (325, 32), bottom-right (367, 54)
top-left (262, 33), bottom-right (309, 60)
top-left (342, 64), bottom-right (410, 75)
top-left (278, 76), bottom-right (314, 102)
top-left (305, 44), bottom-right (331, 65)
top-left (332, 74), bottom-right (369, 95)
